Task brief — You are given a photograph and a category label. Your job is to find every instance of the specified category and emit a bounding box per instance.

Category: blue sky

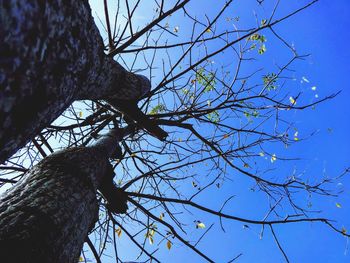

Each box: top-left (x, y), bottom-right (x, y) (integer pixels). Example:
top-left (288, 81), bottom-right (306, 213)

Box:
top-left (87, 0), bottom-right (350, 262)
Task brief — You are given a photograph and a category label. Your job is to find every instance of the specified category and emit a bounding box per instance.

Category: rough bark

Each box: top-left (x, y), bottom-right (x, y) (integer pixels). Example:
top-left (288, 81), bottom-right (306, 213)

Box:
top-left (0, 0), bottom-right (150, 164)
top-left (0, 128), bottom-right (126, 262)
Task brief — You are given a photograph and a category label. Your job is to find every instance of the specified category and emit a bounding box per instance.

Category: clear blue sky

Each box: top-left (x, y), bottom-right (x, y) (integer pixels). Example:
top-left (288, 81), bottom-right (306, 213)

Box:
top-left (88, 0), bottom-right (350, 262)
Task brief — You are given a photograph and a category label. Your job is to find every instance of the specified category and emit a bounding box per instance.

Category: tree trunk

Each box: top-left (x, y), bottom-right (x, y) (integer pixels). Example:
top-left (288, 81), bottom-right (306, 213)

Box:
top-left (0, 0), bottom-right (150, 164)
top-left (0, 128), bottom-right (125, 262)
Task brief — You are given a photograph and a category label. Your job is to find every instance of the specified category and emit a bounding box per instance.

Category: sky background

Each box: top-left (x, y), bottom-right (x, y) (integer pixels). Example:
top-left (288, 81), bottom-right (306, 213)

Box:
top-left (87, 0), bottom-right (350, 262)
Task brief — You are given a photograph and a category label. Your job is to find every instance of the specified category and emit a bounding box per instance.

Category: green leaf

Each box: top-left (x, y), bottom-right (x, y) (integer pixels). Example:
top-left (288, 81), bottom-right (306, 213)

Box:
top-left (248, 34), bottom-right (266, 43)
top-left (248, 33), bottom-right (260, 41)
top-left (195, 68), bottom-right (216, 92)
top-left (149, 104), bottom-right (166, 115)
top-left (259, 35), bottom-right (267, 43)
top-left (262, 73), bottom-right (278, 91)
top-left (207, 110), bottom-right (220, 123)
top-left (258, 44), bottom-right (266, 54)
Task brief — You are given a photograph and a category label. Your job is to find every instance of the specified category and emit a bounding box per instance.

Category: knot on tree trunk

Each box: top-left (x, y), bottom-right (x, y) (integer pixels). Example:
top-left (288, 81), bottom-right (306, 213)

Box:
top-left (105, 187), bottom-right (129, 214)
top-left (98, 164), bottom-right (129, 214)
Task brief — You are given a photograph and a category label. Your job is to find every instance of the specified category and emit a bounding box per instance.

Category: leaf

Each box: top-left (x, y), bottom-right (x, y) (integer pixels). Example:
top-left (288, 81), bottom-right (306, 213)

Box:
top-left (167, 240), bottom-right (172, 250)
top-left (261, 19), bottom-right (267, 26)
top-left (149, 236), bottom-right (154, 245)
top-left (248, 33), bottom-right (260, 41)
top-left (149, 104), bottom-right (166, 115)
top-left (223, 134), bottom-right (229, 139)
top-left (258, 44), bottom-right (266, 54)
top-left (252, 110), bottom-right (259, 117)
top-left (341, 226), bottom-right (347, 235)
top-left (243, 163), bottom-right (250, 168)
top-left (335, 202), bottom-right (342, 208)
top-left (130, 153), bottom-right (137, 157)
top-left (262, 73), bottom-right (277, 90)
top-left (259, 152), bottom-right (265, 157)
top-left (207, 110), bottom-right (220, 123)
top-left (259, 35), bottom-right (267, 43)
top-left (159, 213), bottom-right (165, 220)
top-left (79, 257), bottom-right (84, 262)
top-left (79, 111), bottom-right (83, 118)
top-left (302, 76), bottom-right (310, 83)
top-left (192, 181), bottom-right (198, 187)
top-left (196, 222), bottom-right (206, 229)
top-left (115, 227), bottom-right (122, 238)
top-left (289, 96), bottom-right (296, 105)
top-left (294, 131), bottom-right (299, 141)
top-left (205, 28), bottom-right (211, 33)
top-left (271, 154), bottom-right (277, 163)
top-left (311, 86), bottom-right (317, 91)
top-left (173, 26), bottom-right (179, 33)
top-left (195, 68), bottom-right (216, 92)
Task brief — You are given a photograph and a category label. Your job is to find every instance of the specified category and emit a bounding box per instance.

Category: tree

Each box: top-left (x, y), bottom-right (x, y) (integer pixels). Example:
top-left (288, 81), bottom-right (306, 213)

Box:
top-left (0, 0), bottom-right (349, 262)
top-left (0, 0), bottom-right (164, 164)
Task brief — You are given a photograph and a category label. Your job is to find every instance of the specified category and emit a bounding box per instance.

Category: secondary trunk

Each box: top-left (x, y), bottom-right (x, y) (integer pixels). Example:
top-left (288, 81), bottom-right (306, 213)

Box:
top-left (0, 0), bottom-right (150, 164)
top-left (0, 128), bottom-right (126, 262)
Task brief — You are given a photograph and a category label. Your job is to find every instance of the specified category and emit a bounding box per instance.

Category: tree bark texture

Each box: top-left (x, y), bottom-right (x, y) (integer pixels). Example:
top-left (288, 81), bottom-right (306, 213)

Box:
top-left (0, 128), bottom-right (127, 262)
top-left (0, 151), bottom-right (114, 262)
top-left (0, 0), bottom-right (150, 164)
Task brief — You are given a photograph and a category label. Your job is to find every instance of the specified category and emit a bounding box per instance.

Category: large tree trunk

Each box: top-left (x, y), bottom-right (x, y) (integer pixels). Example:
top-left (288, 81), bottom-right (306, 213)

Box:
top-left (0, 128), bottom-right (125, 262)
top-left (0, 0), bottom-right (164, 260)
top-left (0, 0), bottom-right (150, 164)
